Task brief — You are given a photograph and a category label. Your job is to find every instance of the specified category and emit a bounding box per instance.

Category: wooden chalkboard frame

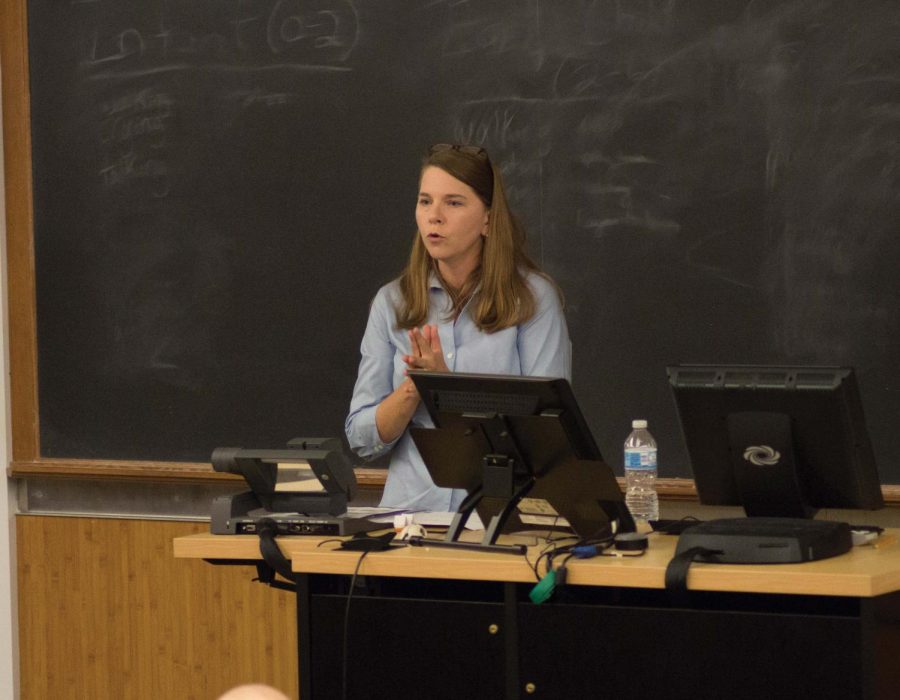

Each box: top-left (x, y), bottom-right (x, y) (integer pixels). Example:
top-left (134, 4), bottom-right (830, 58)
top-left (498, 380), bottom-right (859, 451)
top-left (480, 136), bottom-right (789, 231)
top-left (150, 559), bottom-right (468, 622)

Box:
top-left (1, 0), bottom-right (896, 504)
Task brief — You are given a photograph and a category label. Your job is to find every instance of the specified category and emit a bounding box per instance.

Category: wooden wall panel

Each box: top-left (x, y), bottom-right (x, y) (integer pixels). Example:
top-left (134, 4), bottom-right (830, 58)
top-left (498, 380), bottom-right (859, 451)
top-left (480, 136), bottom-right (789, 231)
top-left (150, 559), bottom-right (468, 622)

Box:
top-left (17, 516), bottom-right (298, 700)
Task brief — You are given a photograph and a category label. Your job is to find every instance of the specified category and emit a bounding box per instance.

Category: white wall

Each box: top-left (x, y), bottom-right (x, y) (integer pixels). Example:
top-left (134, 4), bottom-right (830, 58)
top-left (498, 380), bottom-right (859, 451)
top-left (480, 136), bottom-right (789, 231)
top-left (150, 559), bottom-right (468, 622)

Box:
top-left (0, 62), bottom-right (21, 699)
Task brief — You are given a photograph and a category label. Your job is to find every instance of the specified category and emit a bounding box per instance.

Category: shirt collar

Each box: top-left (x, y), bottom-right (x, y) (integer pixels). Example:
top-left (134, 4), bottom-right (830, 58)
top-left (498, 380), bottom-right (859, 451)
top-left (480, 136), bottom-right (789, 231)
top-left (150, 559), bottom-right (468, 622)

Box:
top-left (427, 270), bottom-right (483, 292)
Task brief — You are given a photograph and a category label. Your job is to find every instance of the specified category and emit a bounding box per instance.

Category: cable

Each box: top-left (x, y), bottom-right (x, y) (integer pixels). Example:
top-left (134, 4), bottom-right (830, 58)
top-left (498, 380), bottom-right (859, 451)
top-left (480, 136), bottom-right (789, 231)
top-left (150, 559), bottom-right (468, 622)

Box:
top-left (528, 533), bottom-right (619, 604)
top-left (653, 516), bottom-right (702, 535)
top-left (341, 549), bottom-right (371, 700)
top-left (600, 548), bottom-right (647, 558)
top-left (532, 540), bottom-right (563, 579)
top-left (532, 533), bottom-right (615, 576)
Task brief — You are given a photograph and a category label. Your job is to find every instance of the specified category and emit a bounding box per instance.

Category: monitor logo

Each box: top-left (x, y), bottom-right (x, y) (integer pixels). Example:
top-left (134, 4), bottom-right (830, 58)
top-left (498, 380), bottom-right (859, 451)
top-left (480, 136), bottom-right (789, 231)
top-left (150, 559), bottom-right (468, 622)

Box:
top-left (743, 445), bottom-right (781, 466)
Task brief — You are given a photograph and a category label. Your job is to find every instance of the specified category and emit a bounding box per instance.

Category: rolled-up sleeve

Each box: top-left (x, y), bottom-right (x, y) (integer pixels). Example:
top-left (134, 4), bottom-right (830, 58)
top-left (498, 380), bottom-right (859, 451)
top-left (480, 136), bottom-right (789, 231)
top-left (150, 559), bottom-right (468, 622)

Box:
top-left (517, 275), bottom-right (572, 381)
top-left (344, 288), bottom-right (402, 459)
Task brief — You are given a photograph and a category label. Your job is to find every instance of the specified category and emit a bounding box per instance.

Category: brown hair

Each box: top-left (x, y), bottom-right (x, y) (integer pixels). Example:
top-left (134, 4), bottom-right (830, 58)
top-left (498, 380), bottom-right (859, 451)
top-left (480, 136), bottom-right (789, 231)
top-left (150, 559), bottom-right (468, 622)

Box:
top-left (395, 145), bottom-right (554, 332)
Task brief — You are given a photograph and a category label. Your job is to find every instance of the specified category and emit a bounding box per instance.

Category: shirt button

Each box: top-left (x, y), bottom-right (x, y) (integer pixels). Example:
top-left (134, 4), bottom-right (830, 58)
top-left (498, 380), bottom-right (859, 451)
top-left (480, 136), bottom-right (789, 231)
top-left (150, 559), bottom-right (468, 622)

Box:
top-left (447, 352), bottom-right (454, 359)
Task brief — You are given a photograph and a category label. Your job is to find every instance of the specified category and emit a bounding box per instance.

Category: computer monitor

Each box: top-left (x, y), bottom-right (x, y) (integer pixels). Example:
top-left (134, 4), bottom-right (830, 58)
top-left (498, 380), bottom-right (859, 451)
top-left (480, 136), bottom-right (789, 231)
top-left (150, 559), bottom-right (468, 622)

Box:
top-left (407, 370), bottom-right (632, 550)
top-left (667, 365), bottom-right (884, 519)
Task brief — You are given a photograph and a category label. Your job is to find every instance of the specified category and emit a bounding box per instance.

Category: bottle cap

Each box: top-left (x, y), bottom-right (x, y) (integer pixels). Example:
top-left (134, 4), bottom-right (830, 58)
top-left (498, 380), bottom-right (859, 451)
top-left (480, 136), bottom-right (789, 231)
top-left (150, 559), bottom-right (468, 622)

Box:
top-left (632, 419), bottom-right (647, 429)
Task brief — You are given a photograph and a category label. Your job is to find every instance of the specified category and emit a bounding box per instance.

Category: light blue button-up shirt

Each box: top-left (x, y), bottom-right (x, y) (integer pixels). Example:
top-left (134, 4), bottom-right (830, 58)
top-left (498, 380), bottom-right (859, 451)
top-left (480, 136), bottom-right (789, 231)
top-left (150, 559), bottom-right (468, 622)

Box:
top-left (345, 271), bottom-right (572, 511)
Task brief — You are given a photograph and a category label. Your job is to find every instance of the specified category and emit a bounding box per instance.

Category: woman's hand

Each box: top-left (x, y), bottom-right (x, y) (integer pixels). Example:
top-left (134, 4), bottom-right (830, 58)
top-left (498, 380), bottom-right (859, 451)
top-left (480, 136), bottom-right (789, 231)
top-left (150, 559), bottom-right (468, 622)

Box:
top-left (403, 324), bottom-right (450, 373)
top-left (376, 325), bottom-right (447, 444)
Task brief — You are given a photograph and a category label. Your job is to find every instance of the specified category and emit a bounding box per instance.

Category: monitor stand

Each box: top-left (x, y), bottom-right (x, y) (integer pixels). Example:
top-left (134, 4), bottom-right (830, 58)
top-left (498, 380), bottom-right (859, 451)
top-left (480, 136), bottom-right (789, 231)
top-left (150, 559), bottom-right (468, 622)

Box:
top-left (727, 410), bottom-right (815, 519)
top-left (410, 453), bottom-right (533, 556)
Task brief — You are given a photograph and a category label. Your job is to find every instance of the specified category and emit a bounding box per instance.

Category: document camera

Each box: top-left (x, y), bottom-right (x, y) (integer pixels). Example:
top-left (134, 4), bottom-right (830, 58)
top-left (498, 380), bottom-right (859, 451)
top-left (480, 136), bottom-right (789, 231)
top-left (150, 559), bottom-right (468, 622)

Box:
top-left (209, 437), bottom-right (370, 536)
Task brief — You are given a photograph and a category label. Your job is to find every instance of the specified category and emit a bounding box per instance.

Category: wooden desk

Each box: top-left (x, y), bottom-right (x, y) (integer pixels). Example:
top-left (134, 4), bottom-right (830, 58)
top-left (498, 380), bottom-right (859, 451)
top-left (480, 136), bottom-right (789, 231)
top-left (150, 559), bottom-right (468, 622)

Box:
top-left (175, 530), bottom-right (900, 699)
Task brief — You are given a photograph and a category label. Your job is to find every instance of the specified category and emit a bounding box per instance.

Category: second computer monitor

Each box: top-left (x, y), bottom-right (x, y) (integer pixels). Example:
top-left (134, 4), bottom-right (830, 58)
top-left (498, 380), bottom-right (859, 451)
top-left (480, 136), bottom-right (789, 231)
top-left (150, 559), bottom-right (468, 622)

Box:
top-left (668, 365), bottom-right (883, 518)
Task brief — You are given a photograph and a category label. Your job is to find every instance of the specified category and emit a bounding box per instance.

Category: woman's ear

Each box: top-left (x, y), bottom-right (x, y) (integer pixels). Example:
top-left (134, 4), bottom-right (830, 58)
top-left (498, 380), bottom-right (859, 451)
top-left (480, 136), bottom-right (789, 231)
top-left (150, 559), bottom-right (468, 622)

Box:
top-left (482, 209), bottom-right (490, 236)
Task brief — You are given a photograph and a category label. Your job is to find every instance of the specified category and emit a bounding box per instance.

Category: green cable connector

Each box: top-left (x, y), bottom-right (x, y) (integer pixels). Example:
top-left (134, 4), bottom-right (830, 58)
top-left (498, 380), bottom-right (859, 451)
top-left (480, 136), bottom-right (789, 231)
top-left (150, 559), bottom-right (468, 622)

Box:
top-left (529, 569), bottom-right (557, 604)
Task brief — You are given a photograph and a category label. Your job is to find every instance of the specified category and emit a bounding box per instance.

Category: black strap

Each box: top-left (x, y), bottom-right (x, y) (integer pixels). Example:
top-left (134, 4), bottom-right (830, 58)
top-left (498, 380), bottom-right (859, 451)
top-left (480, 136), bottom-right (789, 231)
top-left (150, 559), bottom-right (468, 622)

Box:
top-left (255, 518), bottom-right (297, 586)
top-left (665, 546), bottom-right (720, 606)
top-left (253, 562), bottom-right (296, 592)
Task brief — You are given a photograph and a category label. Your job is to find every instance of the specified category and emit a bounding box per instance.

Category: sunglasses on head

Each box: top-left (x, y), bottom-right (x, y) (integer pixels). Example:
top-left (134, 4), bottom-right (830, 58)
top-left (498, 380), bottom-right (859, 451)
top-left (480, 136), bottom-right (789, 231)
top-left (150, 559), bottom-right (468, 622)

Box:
top-left (429, 143), bottom-right (489, 160)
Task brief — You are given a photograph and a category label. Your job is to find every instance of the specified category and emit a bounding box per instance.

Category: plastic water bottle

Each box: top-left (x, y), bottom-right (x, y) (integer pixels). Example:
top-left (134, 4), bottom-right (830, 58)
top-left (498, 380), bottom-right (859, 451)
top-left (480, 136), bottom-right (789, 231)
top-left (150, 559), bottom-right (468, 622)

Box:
top-left (624, 419), bottom-right (659, 522)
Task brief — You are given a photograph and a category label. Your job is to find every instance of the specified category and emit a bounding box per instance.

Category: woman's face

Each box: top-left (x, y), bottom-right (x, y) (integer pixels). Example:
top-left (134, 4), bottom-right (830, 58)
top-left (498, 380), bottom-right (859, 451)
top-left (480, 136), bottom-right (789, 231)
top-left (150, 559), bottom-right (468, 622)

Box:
top-left (416, 166), bottom-right (489, 281)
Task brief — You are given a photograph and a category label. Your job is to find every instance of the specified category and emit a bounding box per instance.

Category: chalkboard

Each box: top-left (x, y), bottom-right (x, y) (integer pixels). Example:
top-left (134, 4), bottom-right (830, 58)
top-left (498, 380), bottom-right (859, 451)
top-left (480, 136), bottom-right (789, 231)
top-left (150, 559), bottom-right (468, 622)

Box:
top-left (27, 0), bottom-right (900, 482)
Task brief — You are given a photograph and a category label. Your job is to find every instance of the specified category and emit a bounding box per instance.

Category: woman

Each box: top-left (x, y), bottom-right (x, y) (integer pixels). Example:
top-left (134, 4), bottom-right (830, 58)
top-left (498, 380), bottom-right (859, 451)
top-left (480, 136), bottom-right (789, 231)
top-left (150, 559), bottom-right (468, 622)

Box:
top-left (345, 144), bottom-right (571, 511)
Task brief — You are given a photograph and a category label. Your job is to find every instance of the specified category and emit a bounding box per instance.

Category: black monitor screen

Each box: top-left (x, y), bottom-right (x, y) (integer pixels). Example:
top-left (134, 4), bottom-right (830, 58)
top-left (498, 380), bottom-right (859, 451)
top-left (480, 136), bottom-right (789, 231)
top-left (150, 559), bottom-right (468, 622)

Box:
top-left (667, 365), bottom-right (884, 518)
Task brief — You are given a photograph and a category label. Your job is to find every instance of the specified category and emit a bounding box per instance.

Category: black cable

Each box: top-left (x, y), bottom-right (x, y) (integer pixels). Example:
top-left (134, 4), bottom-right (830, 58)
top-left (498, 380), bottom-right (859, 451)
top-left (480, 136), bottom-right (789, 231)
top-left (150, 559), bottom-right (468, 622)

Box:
top-left (654, 516), bottom-right (702, 535)
top-left (524, 548), bottom-right (538, 580)
top-left (553, 551), bottom-right (579, 587)
top-left (533, 541), bottom-right (562, 579)
top-left (341, 549), bottom-right (371, 700)
top-left (558, 551), bottom-right (578, 567)
top-left (546, 514), bottom-right (561, 536)
top-left (529, 532), bottom-right (616, 580)
top-left (532, 540), bottom-right (559, 578)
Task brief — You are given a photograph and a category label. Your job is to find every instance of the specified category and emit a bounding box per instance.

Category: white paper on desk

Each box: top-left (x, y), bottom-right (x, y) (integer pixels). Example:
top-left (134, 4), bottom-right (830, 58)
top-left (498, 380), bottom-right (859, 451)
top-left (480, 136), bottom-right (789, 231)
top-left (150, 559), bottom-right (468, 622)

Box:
top-left (518, 514), bottom-right (572, 527)
top-left (366, 510), bottom-right (484, 530)
top-left (345, 506), bottom-right (410, 519)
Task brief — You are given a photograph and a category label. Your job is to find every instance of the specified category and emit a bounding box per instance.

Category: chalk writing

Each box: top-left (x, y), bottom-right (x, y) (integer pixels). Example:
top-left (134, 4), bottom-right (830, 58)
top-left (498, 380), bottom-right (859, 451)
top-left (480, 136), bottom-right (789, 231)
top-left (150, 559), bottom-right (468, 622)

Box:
top-left (98, 88), bottom-right (174, 149)
top-left (451, 107), bottom-right (521, 148)
top-left (96, 87), bottom-right (174, 197)
top-left (98, 153), bottom-right (170, 197)
top-left (80, 0), bottom-right (359, 76)
top-left (227, 88), bottom-right (295, 108)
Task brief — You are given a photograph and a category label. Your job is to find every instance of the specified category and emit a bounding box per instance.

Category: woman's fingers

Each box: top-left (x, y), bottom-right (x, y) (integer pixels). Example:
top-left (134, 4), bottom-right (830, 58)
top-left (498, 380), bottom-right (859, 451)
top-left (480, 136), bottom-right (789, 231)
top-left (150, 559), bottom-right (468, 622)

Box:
top-left (404, 325), bottom-right (449, 372)
top-left (426, 324), bottom-right (442, 354)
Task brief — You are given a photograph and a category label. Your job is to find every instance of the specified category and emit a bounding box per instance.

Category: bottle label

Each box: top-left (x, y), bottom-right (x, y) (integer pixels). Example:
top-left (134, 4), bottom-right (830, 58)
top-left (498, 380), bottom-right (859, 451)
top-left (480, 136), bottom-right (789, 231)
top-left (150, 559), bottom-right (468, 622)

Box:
top-left (624, 448), bottom-right (657, 469)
